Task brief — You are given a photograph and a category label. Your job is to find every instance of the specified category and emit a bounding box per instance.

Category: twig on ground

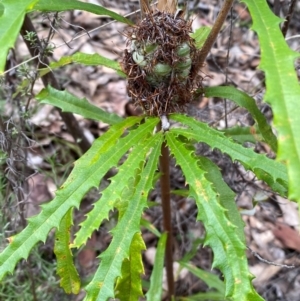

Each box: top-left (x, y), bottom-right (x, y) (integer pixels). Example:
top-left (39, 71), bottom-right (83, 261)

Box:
top-left (247, 247), bottom-right (296, 269)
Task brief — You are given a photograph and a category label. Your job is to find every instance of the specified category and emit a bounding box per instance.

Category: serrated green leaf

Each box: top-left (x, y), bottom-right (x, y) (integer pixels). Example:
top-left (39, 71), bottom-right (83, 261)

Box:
top-left (115, 232), bottom-right (146, 301)
top-left (115, 164), bottom-right (143, 216)
top-left (54, 208), bottom-right (80, 294)
top-left (0, 0), bottom-right (38, 73)
top-left (179, 262), bottom-right (225, 294)
top-left (204, 86), bottom-right (277, 152)
top-left (73, 132), bottom-right (160, 248)
top-left (0, 116), bottom-right (155, 281)
top-left (36, 86), bottom-right (122, 125)
top-left (145, 232), bottom-right (167, 301)
top-left (166, 132), bottom-right (264, 300)
top-left (32, 0), bottom-right (133, 25)
top-left (84, 133), bottom-right (163, 301)
top-left (190, 26), bottom-right (211, 49)
top-left (39, 52), bottom-right (126, 78)
top-left (197, 156), bottom-right (245, 243)
top-left (242, 0), bottom-right (300, 201)
top-left (170, 113), bottom-right (288, 196)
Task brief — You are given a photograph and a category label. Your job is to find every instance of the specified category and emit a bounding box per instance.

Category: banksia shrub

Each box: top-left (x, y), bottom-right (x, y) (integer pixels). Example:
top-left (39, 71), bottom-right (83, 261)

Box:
top-left (122, 10), bottom-right (202, 116)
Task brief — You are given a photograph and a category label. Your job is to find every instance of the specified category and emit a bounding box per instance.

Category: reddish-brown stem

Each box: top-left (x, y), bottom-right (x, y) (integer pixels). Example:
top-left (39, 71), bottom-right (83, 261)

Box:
top-left (20, 15), bottom-right (91, 154)
top-left (159, 136), bottom-right (174, 300)
top-left (197, 0), bottom-right (234, 68)
top-left (281, 0), bottom-right (297, 37)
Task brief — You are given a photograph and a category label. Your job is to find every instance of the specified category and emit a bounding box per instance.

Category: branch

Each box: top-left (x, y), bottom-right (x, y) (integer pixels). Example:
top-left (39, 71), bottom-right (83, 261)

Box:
top-left (247, 247), bottom-right (295, 269)
top-left (20, 14), bottom-right (91, 153)
top-left (197, 0), bottom-right (234, 68)
top-left (158, 122), bottom-right (174, 300)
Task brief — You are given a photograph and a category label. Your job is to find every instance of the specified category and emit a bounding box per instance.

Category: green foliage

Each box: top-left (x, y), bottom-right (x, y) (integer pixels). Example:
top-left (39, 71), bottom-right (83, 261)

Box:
top-left (190, 26), bottom-right (211, 49)
top-left (32, 0), bottom-right (133, 25)
top-left (204, 86), bottom-right (277, 152)
top-left (242, 0), bottom-right (300, 201)
top-left (180, 291), bottom-right (228, 301)
top-left (0, 0), bottom-right (299, 300)
top-left (54, 209), bottom-right (81, 294)
top-left (170, 114), bottom-right (288, 196)
top-left (196, 156), bottom-right (245, 243)
top-left (145, 233), bottom-right (167, 301)
top-left (115, 233), bottom-right (146, 301)
top-left (0, 0), bottom-right (37, 72)
top-left (0, 117), bottom-right (153, 277)
top-left (84, 132), bottom-right (163, 301)
top-left (221, 126), bottom-right (263, 144)
top-left (72, 132), bottom-right (160, 249)
top-left (0, 4), bottom-right (4, 17)
top-left (166, 131), bottom-right (263, 300)
top-left (36, 86), bottom-right (123, 125)
top-left (39, 52), bottom-right (126, 78)
top-left (179, 261), bottom-right (226, 298)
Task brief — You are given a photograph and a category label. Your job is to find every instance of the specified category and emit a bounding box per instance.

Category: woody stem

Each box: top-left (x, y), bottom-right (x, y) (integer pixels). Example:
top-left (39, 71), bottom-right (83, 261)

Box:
top-left (159, 129), bottom-right (175, 300)
top-left (197, 0), bottom-right (234, 67)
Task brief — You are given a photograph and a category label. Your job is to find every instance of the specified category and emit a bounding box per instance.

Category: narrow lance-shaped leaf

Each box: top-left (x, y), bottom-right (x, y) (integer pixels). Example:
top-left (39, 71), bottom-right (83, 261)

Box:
top-left (115, 233), bottom-right (146, 301)
top-left (73, 128), bottom-right (160, 248)
top-left (166, 132), bottom-right (264, 301)
top-left (179, 261), bottom-right (225, 295)
top-left (36, 86), bottom-right (123, 125)
top-left (170, 113), bottom-right (288, 196)
top-left (39, 52), bottom-right (126, 78)
top-left (140, 218), bottom-right (161, 238)
top-left (0, 116), bottom-right (156, 280)
top-left (84, 133), bottom-right (163, 301)
top-left (242, 0), bottom-right (300, 201)
top-left (221, 126), bottom-right (263, 145)
top-left (204, 86), bottom-right (277, 152)
top-left (32, 0), bottom-right (133, 25)
top-left (145, 232), bottom-right (167, 301)
top-left (54, 208), bottom-right (80, 294)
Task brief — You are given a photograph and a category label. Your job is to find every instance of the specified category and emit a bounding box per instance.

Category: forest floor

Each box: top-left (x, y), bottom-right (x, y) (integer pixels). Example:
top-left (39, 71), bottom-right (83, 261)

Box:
top-left (1, 0), bottom-right (300, 300)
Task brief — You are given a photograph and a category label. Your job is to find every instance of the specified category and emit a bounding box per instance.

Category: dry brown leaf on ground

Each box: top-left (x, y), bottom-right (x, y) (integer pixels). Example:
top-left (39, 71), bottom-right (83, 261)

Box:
top-left (78, 232), bottom-right (98, 270)
top-left (251, 264), bottom-right (282, 285)
top-left (276, 196), bottom-right (299, 228)
top-left (273, 223), bottom-right (300, 253)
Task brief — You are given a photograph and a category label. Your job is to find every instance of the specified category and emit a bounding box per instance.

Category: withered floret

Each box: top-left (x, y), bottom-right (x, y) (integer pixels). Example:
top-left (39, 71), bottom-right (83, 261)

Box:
top-left (122, 10), bottom-right (202, 116)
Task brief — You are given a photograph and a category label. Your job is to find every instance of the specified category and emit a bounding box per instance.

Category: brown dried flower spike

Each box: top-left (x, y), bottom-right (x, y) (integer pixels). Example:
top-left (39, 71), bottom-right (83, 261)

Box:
top-left (122, 10), bottom-right (201, 116)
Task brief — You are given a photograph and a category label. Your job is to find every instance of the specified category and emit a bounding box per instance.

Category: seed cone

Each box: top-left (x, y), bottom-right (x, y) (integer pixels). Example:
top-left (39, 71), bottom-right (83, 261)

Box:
top-left (122, 10), bottom-right (202, 116)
